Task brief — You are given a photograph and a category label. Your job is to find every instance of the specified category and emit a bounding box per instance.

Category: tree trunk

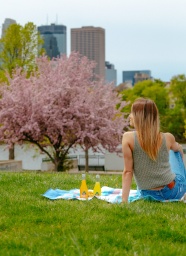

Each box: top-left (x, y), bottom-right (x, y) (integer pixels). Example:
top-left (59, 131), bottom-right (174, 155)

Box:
top-left (53, 147), bottom-right (74, 172)
top-left (54, 159), bottom-right (64, 172)
top-left (9, 145), bottom-right (15, 160)
top-left (54, 155), bottom-right (71, 172)
top-left (85, 149), bottom-right (89, 173)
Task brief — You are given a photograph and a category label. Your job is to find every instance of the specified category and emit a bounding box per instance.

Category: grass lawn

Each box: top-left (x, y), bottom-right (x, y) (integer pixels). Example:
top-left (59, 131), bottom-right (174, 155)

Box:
top-left (0, 171), bottom-right (186, 256)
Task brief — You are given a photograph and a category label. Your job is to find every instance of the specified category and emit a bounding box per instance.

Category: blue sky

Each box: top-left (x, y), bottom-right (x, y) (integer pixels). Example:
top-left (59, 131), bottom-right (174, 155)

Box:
top-left (0, 0), bottom-right (186, 84)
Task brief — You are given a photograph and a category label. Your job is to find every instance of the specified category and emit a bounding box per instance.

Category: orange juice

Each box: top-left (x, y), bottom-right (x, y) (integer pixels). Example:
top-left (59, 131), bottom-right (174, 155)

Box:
top-left (80, 174), bottom-right (88, 199)
top-left (93, 175), bottom-right (101, 196)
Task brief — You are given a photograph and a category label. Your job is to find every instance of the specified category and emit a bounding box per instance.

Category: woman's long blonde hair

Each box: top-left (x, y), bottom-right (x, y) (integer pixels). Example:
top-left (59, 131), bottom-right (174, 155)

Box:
top-left (131, 98), bottom-right (162, 160)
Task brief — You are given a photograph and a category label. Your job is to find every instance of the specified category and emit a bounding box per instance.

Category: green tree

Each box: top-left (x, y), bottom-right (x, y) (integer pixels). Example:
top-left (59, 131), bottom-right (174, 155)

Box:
top-left (120, 78), bottom-right (186, 141)
top-left (0, 22), bottom-right (44, 81)
top-left (168, 74), bottom-right (186, 142)
top-left (0, 22), bottom-right (44, 158)
top-left (163, 105), bottom-right (186, 142)
top-left (121, 79), bottom-right (169, 116)
top-left (169, 74), bottom-right (186, 108)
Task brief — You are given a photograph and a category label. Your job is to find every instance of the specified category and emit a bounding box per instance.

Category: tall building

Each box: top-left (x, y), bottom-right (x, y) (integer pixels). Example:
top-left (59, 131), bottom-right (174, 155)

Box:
top-left (38, 24), bottom-right (67, 59)
top-left (71, 26), bottom-right (105, 78)
top-left (1, 18), bottom-right (16, 37)
top-left (105, 61), bottom-right (117, 86)
top-left (122, 70), bottom-right (152, 86)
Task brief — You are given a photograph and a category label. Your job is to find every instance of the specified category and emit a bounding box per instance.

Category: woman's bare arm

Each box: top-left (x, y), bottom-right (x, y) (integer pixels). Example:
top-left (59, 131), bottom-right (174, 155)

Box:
top-left (122, 132), bottom-right (134, 203)
top-left (166, 132), bottom-right (184, 159)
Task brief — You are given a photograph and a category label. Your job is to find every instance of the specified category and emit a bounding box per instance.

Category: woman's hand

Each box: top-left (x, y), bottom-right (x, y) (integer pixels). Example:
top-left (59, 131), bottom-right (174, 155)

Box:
top-left (176, 143), bottom-right (184, 159)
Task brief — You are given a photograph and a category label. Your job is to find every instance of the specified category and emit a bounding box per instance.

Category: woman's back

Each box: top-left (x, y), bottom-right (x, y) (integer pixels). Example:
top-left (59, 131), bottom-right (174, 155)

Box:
top-left (133, 132), bottom-right (175, 190)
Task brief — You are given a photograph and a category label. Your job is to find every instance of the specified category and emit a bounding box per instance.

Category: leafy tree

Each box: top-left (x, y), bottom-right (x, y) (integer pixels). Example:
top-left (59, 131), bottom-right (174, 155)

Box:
top-left (0, 53), bottom-right (127, 172)
top-left (0, 22), bottom-right (44, 158)
top-left (169, 74), bottom-right (186, 108)
top-left (0, 22), bottom-right (44, 79)
top-left (168, 75), bottom-right (186, 141)
top-left (120, 79), bottom-right (169, 117)
top-left (0, 70), bottom-right (7, 84)
top-left (120, 78), bottom-right (186, 141)
top-left (163, 105), bottom-right (186, 142)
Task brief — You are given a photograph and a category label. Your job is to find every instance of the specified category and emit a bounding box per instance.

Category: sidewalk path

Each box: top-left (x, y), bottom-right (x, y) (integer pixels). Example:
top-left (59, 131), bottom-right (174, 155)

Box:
top-left (68, 168), bottom-right (123, 175)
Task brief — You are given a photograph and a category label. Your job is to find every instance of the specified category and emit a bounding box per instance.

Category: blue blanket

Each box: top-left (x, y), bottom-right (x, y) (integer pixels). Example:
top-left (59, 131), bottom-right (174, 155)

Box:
top-left (42, 151), bottom-right (186, 203)
top-left (42, 186), bottom-right (140, 203)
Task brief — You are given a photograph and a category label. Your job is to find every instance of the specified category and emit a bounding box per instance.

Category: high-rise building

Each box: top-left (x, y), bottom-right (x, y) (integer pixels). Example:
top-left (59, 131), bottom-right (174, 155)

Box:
top-left (38, 24), bottom-right (67, 59)
top-left (1, 18), bottom-right (16, 37)
top-left (122, 70), bottom-right (152, 86)
top-left (71, 26), bottom-right (105, 78)
top-left (105, 61), bottom-right (117, 86)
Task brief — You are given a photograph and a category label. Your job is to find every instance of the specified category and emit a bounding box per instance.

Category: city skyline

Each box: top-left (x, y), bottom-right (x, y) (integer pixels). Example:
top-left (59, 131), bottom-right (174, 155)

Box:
top-left (0, 0), bottom-right (186, 84)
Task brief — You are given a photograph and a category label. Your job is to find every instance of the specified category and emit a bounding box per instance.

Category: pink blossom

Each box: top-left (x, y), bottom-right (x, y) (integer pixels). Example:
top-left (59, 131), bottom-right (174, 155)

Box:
top-left (0, 52), bottom-right (128, 171)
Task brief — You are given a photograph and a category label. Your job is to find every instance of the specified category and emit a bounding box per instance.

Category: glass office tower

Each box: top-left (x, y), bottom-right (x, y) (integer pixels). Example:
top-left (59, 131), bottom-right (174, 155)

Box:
top-left (38, 24), bottom-right (66, 59)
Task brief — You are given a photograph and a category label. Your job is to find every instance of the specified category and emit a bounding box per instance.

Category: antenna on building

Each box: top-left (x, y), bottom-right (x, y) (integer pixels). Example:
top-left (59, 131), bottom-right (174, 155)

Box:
top-left (46, 14), bottom-right (48, 25)
top-left (56, 14), bottom-right (58, 24)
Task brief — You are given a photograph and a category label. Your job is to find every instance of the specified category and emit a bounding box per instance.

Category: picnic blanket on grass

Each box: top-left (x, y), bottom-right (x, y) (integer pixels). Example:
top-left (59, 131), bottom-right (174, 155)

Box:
top-left (42, 186), bottom-right (186, 203)
top-left (43, 186), bottom-right (140, 203)
top-left (42, 150), bottom-right (186, 203)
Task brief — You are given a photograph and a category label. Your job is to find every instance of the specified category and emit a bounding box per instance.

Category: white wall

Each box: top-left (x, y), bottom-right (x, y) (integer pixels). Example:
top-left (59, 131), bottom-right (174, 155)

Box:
top-left (105, 152), bottom-right (123, 171)
top-left (0, 144), bottom-right (46, 170)
top-left (0, 143), bottom-right (185, 171)
top-left (0, 144), bottom-right (106, 170)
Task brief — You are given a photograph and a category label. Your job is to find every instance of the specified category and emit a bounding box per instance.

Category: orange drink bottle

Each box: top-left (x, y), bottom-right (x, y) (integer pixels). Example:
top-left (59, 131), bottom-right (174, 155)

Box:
top-left (80, 174), bottom-right (88, 199)
top-left (93, 174), bottom-right (101, 196)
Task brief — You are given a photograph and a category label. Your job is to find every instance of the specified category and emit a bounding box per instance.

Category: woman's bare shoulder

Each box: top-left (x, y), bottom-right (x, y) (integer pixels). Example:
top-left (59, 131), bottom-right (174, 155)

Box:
top-left (163, 132), bottom-right (175, 140)
top-left (122, 131), bottom-right (135, 142)
top-left (163, 132), bottom-right (176, 149)
top-left (123, 131), bottom-right (135, 137)
top-left (122, 131), bottom-right (135, 150)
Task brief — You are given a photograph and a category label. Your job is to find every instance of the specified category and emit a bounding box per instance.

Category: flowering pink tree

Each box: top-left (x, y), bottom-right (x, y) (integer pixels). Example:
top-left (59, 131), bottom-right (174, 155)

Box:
top-left (0, 53), bottom-right (128, 171)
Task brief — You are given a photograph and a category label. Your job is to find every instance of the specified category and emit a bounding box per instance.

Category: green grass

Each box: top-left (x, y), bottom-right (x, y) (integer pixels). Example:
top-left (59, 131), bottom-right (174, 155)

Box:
top-left (0, 172), bottom-right (186, 256)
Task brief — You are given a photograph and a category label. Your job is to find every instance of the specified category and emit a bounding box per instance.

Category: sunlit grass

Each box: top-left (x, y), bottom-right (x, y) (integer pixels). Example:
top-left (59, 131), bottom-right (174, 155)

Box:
top-left (0, 172), bottom-right (186, 256)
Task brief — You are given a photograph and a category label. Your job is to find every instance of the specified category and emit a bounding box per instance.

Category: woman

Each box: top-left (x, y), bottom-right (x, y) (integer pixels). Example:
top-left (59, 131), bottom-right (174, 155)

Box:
top-left (122, 98), bottom-right (186, 203)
